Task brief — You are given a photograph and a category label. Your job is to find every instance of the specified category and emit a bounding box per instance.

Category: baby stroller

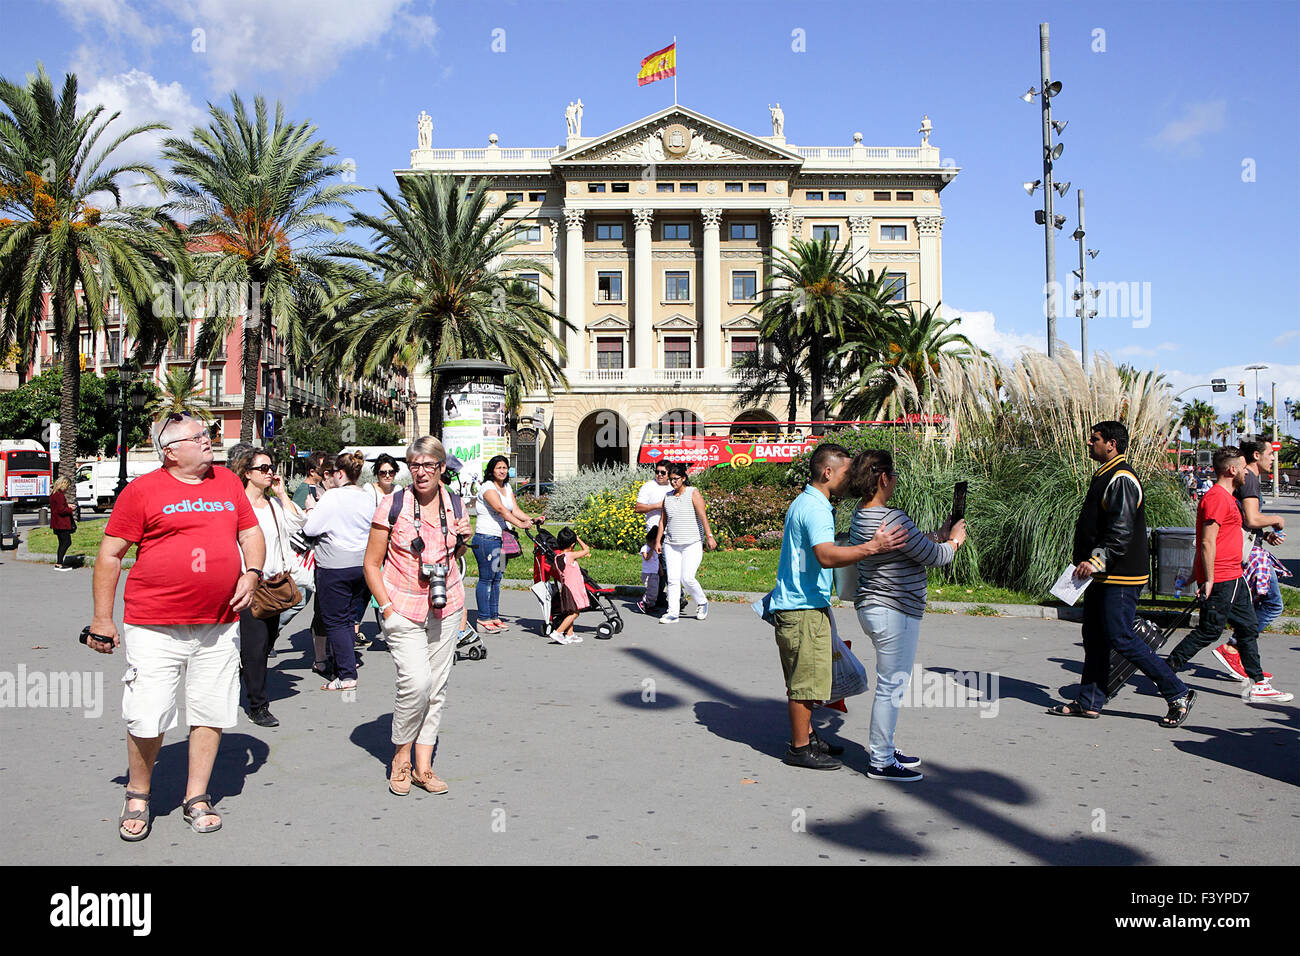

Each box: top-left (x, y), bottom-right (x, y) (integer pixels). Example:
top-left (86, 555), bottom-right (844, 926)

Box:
top-left (525, 523), bottom-right (624, 640)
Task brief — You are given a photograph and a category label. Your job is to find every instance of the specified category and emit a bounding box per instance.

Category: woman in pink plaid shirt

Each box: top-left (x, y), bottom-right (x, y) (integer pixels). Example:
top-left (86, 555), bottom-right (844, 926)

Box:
top-left (363, 437), bottom-right (471, 797)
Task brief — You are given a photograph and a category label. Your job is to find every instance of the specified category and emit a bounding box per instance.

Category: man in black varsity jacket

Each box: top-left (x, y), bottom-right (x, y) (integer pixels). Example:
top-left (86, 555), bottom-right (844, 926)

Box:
top-left (1048, 421), bottom-right (1196, 726)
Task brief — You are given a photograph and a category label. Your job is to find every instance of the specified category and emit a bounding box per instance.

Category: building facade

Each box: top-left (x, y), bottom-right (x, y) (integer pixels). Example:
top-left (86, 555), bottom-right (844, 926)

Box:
top-left (401, 103), bottom-right (958, 478)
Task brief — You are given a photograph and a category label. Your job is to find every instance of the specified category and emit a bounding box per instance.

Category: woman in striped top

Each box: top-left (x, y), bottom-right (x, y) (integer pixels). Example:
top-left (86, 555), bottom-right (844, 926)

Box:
top-left (651, 462), bottom-right (717, 624)
top-left (848, 449), bottom-right (966, 781)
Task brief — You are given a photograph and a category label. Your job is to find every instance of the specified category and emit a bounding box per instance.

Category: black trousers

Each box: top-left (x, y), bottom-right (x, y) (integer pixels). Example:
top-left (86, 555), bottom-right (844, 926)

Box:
top-left (1167, 577), bottom-right (1264, 682)
top-left (239, 607), bottom-right (282, 711)
top-left (54, 530), bottom-right (73, 565)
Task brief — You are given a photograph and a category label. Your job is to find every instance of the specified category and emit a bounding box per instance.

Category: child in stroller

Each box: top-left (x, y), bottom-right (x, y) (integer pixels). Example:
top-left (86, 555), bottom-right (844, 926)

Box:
top-left (527, 523), bottom-right (624, 640)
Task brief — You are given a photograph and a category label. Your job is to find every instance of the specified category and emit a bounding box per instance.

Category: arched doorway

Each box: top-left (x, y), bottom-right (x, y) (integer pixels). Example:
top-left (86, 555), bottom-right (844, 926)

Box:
top-left (577, 409), bottom-right (630, 470)
top-left (730, 409), bottom-right (780, 442)
top-left (654, 409), bottom-right (703, 443)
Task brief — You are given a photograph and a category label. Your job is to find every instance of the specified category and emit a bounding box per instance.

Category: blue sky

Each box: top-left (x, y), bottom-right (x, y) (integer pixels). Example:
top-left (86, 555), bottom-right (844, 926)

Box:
top-left (3, 0), bottom-right (1297, 426)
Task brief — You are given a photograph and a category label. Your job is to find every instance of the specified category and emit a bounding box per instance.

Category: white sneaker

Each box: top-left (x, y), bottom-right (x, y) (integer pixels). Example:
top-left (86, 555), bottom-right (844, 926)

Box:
top-left (695, 602), bottom-right (708, 621)
top-left (659, 614), bottom-right (679, 625)
top-left (1246, 680), bottom-right (1294, 703)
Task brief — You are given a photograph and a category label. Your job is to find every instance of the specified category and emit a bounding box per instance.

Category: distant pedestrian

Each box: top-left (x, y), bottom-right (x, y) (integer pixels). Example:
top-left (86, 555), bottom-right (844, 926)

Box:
top-left (293, 451), bottom-right (328, 511)
top-left (634, 464), bottom-right (672, 609)
top-left (49, 476), bottom-right (77, 570)
top-left (85, 412), bottom-right (265, 840)
top-left (1051, 421), bottom-right (1195, 725)
top-left (472, 454), bottom-right (545, 632)
top-left (301, 451), bottom-right (374, 691)
top-left (769, 443), bottom-right (906, 770)
top-left (652, 462), bottom-right (717, 624)
top-left (1165, 446), bottom-right (1293, 703)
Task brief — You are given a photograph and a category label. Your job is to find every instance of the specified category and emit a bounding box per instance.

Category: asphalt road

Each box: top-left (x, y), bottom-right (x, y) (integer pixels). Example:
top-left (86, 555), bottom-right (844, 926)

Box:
top-left (0, 554), bottom-right (1295, 866)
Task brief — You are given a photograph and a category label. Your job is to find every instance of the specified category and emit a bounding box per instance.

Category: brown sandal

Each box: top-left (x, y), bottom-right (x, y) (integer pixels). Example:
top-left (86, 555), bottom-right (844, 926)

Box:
top-left (1047, 701), bottom-right (1100, 718)
top-left (119, 790), bottom-right (151, 842)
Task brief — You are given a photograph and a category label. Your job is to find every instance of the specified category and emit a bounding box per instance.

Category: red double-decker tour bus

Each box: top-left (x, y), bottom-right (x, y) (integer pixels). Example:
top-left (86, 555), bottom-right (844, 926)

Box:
top-left (1, 439), bottom-right (53, 509)
top-left (636, 418), bottom-right (948, 474)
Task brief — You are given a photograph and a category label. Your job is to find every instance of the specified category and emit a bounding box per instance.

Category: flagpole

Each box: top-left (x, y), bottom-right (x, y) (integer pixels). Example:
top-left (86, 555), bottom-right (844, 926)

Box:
top-left (673, 35), bottom-right (678, 105)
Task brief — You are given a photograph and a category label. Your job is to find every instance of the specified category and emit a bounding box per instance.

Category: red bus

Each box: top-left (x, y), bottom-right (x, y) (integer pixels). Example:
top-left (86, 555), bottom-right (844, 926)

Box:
top-left (637, 418), bottom-right (948, 474)
top-left (1, 440), bottom-right (53, 509)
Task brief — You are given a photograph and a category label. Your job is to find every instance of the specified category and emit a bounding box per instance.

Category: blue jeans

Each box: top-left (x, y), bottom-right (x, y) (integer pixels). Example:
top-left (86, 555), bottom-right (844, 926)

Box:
top-left (1079, 583), bottom-right (1188, 712)
top-left (315, 565), bottom-right (365, 680)
top-left (856, 605), bottom-right (922, 769)
top-left (1255, 563), bottom-right (1283, 634)
top-left (471, 533), bottom-right (504, 621)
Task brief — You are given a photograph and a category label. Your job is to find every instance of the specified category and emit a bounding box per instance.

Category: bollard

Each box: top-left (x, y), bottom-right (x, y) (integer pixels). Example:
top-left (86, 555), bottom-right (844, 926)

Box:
top-left (37, 506), bottom-right (50, 527)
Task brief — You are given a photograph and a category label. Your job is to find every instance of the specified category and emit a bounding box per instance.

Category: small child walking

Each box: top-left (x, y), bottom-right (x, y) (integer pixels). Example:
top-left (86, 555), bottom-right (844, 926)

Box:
top-left (638, 527), bottom-right (660, 613)
top-left (553, 527), bottom-right (591, 645)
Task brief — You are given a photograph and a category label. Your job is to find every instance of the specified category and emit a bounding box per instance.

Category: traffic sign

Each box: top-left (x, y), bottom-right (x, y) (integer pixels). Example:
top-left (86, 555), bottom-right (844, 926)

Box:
top-left (1272, 442), bottom-right (1282, 451)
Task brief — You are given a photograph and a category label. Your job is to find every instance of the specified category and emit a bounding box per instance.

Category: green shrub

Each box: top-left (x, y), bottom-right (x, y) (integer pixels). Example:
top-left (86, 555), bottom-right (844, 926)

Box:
top-left (693, 462), bottom-right (792, 493)
top-left (704, 485), bottom-right (797, 540)
top-left (546, 464), bottom-right (652, 521)
top-left (574, 487), bottom-right (647, 552)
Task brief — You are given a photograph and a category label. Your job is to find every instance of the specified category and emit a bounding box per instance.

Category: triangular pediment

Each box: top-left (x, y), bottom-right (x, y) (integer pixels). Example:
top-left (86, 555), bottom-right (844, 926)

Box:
top-left (654, 313), bottom-right (698, 331)
top-left (721, 313), bottom-right (762, 331)
top-left (553, 106), bottom-right (805, 166)
top-left (588, 313), bottom-right (630, 332)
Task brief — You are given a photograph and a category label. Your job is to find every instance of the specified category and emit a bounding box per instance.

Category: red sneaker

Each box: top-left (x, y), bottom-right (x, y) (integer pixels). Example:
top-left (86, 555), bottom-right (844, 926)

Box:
top-left (1210, 644), bottom-right (1271, 682)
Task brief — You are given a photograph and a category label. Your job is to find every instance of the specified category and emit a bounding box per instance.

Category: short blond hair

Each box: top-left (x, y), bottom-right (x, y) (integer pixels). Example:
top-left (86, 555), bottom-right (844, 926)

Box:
top-left (406, 436), bottom-right (446, 462)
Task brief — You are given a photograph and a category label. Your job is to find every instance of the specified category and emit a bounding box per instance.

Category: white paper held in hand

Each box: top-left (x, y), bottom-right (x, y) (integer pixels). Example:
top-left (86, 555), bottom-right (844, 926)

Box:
top-left (1050, 564), bottom-right (1092, 606)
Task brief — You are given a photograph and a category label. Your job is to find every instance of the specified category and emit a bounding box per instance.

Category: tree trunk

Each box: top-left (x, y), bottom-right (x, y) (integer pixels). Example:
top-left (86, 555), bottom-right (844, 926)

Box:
top-left (57, 288), bottom-right (80, 482)
top-left (240, 310), bottom-right (261, 443)
top-left (809, 334), bottom-right (826, 435)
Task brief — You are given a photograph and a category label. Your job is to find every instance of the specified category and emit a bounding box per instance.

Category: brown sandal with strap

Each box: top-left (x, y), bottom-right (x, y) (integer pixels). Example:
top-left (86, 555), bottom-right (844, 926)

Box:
top-left (182, 793), bottom-right (222, 833)
top-left (119, 790), bottom-right (152, 842)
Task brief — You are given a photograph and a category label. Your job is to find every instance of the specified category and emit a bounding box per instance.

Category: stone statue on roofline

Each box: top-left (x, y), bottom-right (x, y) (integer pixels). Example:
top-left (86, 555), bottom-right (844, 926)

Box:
top-left (918, 114), bottom-right (932, 146)
top-left (769, 103), bottom-right (784, 137)
top-left (417, 110), bottom-right (433, 149)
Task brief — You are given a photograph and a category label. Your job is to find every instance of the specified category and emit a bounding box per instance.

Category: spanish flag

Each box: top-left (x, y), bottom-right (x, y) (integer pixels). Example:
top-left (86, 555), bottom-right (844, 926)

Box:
top-left (638, 43), bottom-right (676, 87)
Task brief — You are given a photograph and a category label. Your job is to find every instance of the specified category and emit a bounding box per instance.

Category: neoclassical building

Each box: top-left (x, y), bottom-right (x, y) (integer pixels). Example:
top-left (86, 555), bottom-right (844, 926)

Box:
top-left (398, 104), bottom-right (957, 477)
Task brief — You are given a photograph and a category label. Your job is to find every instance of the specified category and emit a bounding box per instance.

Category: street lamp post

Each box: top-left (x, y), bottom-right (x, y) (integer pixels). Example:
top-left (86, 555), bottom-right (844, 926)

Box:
top-left (1022, 23), bottom-right (1067, 358)
top-left (105, 358), bottom-right (146, 499)
top-left (1245, 364), bottom-right (1267, 436)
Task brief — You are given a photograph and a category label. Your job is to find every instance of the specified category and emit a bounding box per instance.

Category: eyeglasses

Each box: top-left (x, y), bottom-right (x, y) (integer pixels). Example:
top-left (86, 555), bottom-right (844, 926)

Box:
top-left (655, 470), bottom-right (669, 477)
top-left (165, 432), bottom-right (211, 448)
top-left (408, 461), bottom-right (444, 473)
top-left (669, 475), bottom-right (685, 481)
top-left (377, 469), bottom-right (397, 477)
top-left (250, 464), bottom-right (276, 474)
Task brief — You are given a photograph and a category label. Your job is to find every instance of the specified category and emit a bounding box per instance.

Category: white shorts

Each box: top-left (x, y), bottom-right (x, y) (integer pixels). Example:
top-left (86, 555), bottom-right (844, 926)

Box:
top-left (121, 622), bottom-right (242, 738)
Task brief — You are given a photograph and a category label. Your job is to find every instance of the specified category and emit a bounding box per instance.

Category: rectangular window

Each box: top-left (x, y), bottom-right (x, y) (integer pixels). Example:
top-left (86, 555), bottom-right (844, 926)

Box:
top-left (209, 369), bottom-right (223, 404)
top-left (812, 224), bottom-right (840, 241)
top-left (873, 190), bottom-right (892, 201)
top-left (679, 183), bottom-right (698, 192)
top-left (515, 224), bottom-right (541, 242)
top-left (611, 182), bottom-right (630, 193)
top-left (725, 182), bottom-right (743, 193)
top-left (597, 337), bottom-right (624, 370)
top-left (529, 191), bottom-right (546, 202)
top-left (881, 224), bottom-right (907, 241)
top-left (732, 271), bottom-right (757, 301)
top-left (828, 191), bottom-right (846, 201)
top-left (748, 182), bottom-right (767, 193)
top-left (664, 336), bottom-right (692, 369)
top-left (896, 191), bottom-right (914, 201)
top-left (729, 222), bottom-right (758, 240)
top-left (665, 271), bottom-right (690, 301)
top-left (597, 271), bottom-right (623, 302)
top-left (595, 223), bottom-right (624, 241)
top-left (505, 192), bottom-right (524, 203)
top-left (806, 191), bottom-right (823, 201)
top-left (884, 272), bottom-right (907, 302)
top-left (663, 223), bottom-right (691, 240)
top-left (108, 331), bottom-right (120, 364)
top-left (730, 335), bottom-right (759, 366)
top-left (657, 183), bottom-right (675, 193)
top-left (588, 183), bottom-right (606, 193)
top-left (517, 273), bottom-right (541, 300)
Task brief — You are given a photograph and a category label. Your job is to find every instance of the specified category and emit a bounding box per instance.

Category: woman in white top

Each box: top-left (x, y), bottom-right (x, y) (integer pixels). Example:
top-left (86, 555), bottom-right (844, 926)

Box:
top-left (301, 451), bottom-right (375, 690)
top-left (652, 462), bottom-right (717, 624)
top-left (472, 455), bottom-right (545, 632)
top-left (229, 444), bottom-right (305, 728)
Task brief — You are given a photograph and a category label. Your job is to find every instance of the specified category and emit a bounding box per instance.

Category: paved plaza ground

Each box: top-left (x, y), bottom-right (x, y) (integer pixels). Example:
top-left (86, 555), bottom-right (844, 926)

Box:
top-left (0, 550), bottom-right (1295, 867)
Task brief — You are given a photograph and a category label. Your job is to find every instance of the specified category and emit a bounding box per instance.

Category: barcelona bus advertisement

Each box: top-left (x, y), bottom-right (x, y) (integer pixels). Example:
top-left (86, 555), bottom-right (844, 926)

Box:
top-left (636, 418), bottom-right (948, 474)
top-left (1, 439), bottom-right (53, 509)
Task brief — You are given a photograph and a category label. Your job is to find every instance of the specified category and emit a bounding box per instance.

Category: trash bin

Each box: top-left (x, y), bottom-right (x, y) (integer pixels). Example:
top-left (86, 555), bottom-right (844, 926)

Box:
top-left (0, 500), bottom-right (16, 550)
top-left (37, 506), bottom-right (50, 527)
top-left (1150, 527), bottom-right (1196, 597)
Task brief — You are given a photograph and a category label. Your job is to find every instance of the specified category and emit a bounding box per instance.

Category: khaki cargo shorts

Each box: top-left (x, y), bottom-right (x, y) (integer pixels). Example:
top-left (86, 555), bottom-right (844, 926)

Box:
top-left (773, 607), bottom-right (832, 702)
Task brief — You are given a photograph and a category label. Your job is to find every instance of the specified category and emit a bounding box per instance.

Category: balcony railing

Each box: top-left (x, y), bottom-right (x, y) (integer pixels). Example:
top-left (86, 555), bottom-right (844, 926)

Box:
top-left (572, 367), bottom-right (738, 387)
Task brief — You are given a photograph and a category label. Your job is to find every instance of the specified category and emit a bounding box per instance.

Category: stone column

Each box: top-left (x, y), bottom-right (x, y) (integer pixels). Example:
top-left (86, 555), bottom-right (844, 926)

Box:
top-left (633, 207), bottom-right (654, 370)
top-left (848, 215), bottom-right (872, 274)
top-left (916, 215), bottom-right (944, 313)
top-left (769, 207), bottom-right (791, 257)
top-left (563, 207), bottom-right (586, 371)
top-left (701, 206), bottom-right (722, 370)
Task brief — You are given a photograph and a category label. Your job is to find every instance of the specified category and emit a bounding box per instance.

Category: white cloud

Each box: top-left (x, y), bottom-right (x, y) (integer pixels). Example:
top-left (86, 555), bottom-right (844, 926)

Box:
top-left (1274, 329), bottom-right (1299, 348)
top-left (1149, 99), bottom-right (1227, 153)
top-left (944, 307), bottom-right (1045, 364)
top-left (1163, 363), bottom-right (1300, 430)
top-left (50, 0), bottom-right (167, 50)
top-left (1115, 342), bottom-right (1179, 359)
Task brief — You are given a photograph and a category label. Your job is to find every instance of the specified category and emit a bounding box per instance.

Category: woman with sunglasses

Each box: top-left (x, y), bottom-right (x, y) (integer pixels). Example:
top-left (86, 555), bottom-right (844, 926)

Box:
top-left (651, 462), bottom-right (717, 624)
top-left (301, 451), bottom-right (374, 691)
top-left (363, 437), bottom-right (471, 796)
top-left (228, 444), bottom-right (305, 727)
top-left (847, 449), bottom-right (966, 782)
top-left (472, 454), bottom-right (545, 633)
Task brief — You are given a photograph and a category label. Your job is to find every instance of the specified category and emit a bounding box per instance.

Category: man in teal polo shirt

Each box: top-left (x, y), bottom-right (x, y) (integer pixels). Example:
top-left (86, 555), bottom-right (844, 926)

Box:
top-left (772, 443), bottom-right (906, 770)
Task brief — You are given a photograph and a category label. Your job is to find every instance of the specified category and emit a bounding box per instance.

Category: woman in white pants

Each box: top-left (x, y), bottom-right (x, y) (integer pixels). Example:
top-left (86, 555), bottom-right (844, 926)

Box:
top-left (652, 462), bottom-right (717, 624)
top-left (362, 436), bottom-right (471, 797)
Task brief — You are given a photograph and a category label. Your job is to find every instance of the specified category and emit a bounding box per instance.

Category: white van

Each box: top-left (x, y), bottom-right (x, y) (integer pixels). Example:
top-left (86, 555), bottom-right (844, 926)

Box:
top-left (76, 459), bottom-right (162, 511)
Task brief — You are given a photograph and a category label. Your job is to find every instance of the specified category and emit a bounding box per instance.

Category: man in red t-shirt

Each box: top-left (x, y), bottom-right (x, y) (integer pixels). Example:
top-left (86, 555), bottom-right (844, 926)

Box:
top-left (84, 413), bottom-right (266, 841)
top-left (1165, 446), bottom-right (1293, 703)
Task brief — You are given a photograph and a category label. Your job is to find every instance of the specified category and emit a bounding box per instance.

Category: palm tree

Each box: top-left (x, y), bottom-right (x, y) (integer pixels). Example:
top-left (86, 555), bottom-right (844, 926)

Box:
top-left (1180, 398), bottom-right (1217, 444)
top-left (731, 321), bottom-right (809, 428)
top-left (161, 93), bottom-right (364, 442)
top-left (316, 174), bottom-right (570, 428)
top-left (151, 365), bottom-right (212, 420)
top-left (832, 302), bottom-right (982, 419)
top-left (0, 65), bottom-right (185, 479)
top-left (753, 236), bottom-right (880, 431)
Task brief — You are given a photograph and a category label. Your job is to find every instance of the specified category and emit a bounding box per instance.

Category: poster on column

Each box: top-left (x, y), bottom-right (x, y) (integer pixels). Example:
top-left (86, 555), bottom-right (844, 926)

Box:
top-left (440, 378), bottom-right (508, 503)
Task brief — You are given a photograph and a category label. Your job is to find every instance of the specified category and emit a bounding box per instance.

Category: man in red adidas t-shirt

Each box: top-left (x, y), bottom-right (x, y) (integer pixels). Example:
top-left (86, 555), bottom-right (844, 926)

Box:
top-left (1166, 446), bottom-right (1293, 703)
top-left (84, 413), bottom-right (266, 841)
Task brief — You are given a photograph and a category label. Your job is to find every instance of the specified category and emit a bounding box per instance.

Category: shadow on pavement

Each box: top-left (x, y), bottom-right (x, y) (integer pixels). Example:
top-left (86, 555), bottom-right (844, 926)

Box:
top-left (350, 713), bottom-right (396, 770)
top-left (1172, 708), bottom-right (1300, 785)
top-left (110, 732), bottom-right (269, 819)
top-left (928, 666), bottom-right (1056, 709)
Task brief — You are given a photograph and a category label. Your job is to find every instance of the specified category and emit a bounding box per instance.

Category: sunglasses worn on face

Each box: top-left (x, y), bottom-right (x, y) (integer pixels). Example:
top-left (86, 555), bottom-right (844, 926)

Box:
top-left (377, 469), bottom-right (397, 477)
top-left (251, 464), bottom-right (275, 474)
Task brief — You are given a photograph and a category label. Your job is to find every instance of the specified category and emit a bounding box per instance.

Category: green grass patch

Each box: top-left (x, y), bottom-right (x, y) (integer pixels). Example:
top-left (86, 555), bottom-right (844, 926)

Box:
top-left (965, 604), bottom-right (1001, 617)
top-left (25, 524), bottom-right (131, 558)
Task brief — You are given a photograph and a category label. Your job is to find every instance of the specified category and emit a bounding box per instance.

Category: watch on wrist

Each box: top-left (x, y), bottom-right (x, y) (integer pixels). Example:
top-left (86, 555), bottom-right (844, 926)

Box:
top-left (245, 568), bottom-right (264, 580)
